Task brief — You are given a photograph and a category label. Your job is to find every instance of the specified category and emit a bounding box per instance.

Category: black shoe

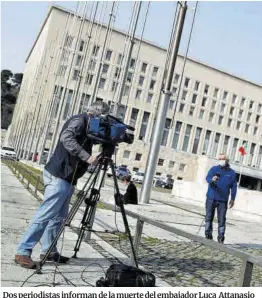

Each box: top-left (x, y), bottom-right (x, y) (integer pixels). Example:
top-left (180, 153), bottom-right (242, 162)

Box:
top-left (217, 236), bottom-right (225, 244)
top-left (40, 253), bottom-right (70, 264)
top-left (205, 233), bottom-right (213, 240)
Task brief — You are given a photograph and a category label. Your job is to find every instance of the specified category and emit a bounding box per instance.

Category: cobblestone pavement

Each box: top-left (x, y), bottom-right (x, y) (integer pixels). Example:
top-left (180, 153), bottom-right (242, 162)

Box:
top-left (92, 232), bottom-right (262, 287)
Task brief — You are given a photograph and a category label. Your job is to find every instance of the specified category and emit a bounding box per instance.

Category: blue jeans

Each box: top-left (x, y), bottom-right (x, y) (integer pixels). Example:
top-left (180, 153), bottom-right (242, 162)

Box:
top-left (205, 198), bottom-right (228, 237)
top-left (17, 169), bottom-right (74, 256)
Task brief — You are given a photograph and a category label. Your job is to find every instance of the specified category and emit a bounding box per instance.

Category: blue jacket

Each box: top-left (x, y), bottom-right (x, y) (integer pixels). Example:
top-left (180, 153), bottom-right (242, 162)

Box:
top-left (206, 165), bottom-right (237, 202)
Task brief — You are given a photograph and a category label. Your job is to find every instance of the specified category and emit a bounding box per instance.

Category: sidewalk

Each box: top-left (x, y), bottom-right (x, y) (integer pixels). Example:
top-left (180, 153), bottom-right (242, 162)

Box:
top-left (1, 163), bottom-right (170, 287)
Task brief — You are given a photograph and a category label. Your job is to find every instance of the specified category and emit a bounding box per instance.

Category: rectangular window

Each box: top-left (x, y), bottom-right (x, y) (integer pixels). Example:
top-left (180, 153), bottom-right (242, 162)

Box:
top-left (161, 118), bottom-right (171, 146)
top-left (227, 118), bottom-right (232, 127)
top-left (117, 53), bottom-right (123, 65)
top-left (211, 100), bottom-right (216, 110)
top-left (123, 150), bottom-right (130, 159)
top-left (72, 69), bottom-right (80, 80)
top-left (245, 124), bottom-right (249, 133)
top-left (58, 65), bottom-right (67, 76)
top-left (231, 138), bottom-right (239, 161)
top-left (253, 126), bottom-right (258, 135)
top-left (63, 89), bottom-right (73, 119)
top-left (222, 135), bottom-right (230, 154)
top-left (135, 153), bottom-right (142, 161)
top-left (189, 107), bottom-right (195, 116)
top-left (230, 107), bottom-right (234, 116)
top-left (202, 97), bottom-right (207, 107)
top-left (208, 112), bottom-right (214, 122)
top-left (152, 66), bottom-right (159, 76)
top-left (257, 146), bottom-right (262, 168)
top-left (136, 90), bottom-right (142, 99)
top-left (105, 49), bottom-right (112, 61)
top-left (213, 88), bottom-right (219, 98)
top-left (247, 112), bottom-right (252, 122)
top-left (147, 93), bottom-right (153, 103)
top-left (179, 163), bottom-right (186, 172)
top-left (64, 34), bottom-right (74, 47)
top-left (76, 55), bottom-right (82, 66)
top-left (192, 94), bottom-right (197, 104)
top-left (220, 103), bottom-right (226, 113)
top-left (169, 100), bottom-right (174, 109)
top-left (102, 64), bottom-right (109, 74)
top-left (238, 109), bottom-right (243, 119)
top-left (194, 81), bottom-right (200, 91)
top-left (223, 91), bottom-right (228, 100)
top-left (258, 104), bottom-right (262, 113)
top-left (114, 67), bottom-right (120, 79)
top-left (126, 72), bottom-right (132, 83)
top-left (204, 85), bottom-right (209, 95)
top-left (218, 116), bottom-right (223, 125)
top-left (184, 78), bottom-right (190, 88)
top-left (179, 103), bottom-right (185, 113)
top-left (52, 86), bottom-right (64, 118)
top-left (192, 127), bottom-right (202, 154)
top-left (202, 130), bottom-right (211, 154)
top-left (249, 100), bottom-right (254, 109)
top-left (130, 108), bottom-right (139, 122)
top-left (232, 94), bottom-right (237, 104)
top-left (123, 85), bottom-right (130, 96)
top-left (130, 58), bottom-right (136, 69)
top-left (236, 121), bottom-right (241, 130)
top-left (86, 74), bottom-right (93, 85)
top-left (141, 63), bottom-right (147, 73)
top-left (182, 90), bottom-right (187, 100)
top-left (78, 93), bottom-right (90, 113)
top-left (174, 74), bottom-right (180, 84)
top-left (158, 159), bottom-right (164, 166)
top-left (92, 45), bottom-right (99, 56)
top-left (138, 76), bottom-right (144, 86)
top-left (241, 97), bottom-right (246, 106)
top-left (111, 81), bottom-right (118, 92)
top-left (182, 124), bottom-right (192, 152)
top-left (79, 40), bottom-right (85, 52)
top-left (248, 143), bottom-right (256, 166)
top-left (88, 59), bottom-right (96, 71)
top-left (61, 49), bottom-right (70, 63)
top-left (169, 161), bottom-right (175, 168)
top-left (212, 133), bottom-right (221, 157)
top-left (199, 109), bottom-right (204, 119)
top-left (256, 115), bottom-right (260, 123)
top-left (150, 80), bottom-right (156, 90)
top-left (139, 112), bottom-right (150, 140)
top-left (98, 78), bottom-right (106, 89)
top-left (172, 121), bottom-right (182, 149)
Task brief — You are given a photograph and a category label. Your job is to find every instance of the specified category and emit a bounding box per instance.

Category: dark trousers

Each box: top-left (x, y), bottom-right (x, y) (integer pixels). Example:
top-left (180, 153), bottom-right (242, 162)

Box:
top-left (205, 199), bottom-right (228, 237)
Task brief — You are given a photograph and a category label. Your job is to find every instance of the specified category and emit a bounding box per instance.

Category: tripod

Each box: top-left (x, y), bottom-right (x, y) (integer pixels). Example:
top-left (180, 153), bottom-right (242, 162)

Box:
top-left (38, 145), bottom-right (138, 271)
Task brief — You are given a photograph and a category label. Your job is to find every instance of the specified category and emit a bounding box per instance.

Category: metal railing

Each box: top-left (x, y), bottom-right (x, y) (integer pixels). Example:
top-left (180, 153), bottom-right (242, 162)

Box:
top-left (3, 158), bottom-right (262, 287)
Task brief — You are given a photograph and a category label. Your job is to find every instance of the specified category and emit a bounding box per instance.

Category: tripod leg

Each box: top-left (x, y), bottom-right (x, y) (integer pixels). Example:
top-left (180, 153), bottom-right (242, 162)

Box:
top-left (109, 162), bottom-right (139, 268)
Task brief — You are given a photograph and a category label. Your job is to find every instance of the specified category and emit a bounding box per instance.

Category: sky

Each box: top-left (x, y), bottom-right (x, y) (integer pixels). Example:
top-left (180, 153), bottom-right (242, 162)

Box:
top-left (1, 1), bottom-right (262, 85)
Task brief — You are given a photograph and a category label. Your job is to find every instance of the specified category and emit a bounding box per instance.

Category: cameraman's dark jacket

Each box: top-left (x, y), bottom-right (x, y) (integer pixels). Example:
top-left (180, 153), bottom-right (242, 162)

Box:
top-left (45, 113), bottom-right (93, 185)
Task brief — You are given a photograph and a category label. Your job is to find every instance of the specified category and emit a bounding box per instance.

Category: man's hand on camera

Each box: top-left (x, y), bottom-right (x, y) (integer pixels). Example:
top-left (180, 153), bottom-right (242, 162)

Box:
top-left (87, 155), bottom-right (99, 166)
top-left (212, 176), bottom-right (219, 182)
top-left (229, 200), bottom-right (234, 209)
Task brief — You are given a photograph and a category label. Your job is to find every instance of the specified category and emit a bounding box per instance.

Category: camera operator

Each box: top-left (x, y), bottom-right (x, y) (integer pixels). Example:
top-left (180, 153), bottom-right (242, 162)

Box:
top-left (205, 153), bottom-right (237, 244)
top-left (15, 101), bottom-right (110, 269)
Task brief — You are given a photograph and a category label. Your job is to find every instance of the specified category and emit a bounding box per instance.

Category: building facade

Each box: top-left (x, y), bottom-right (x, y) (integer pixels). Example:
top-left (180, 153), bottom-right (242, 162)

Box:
top-left (10, 6), bottom-right (262, 189)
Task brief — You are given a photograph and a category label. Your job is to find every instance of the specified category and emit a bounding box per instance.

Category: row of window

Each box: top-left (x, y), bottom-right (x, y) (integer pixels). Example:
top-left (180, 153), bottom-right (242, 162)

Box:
top-left (122, 150), bottom-right (186, 171)
top-left (173, 74), bottom-right (261, 113)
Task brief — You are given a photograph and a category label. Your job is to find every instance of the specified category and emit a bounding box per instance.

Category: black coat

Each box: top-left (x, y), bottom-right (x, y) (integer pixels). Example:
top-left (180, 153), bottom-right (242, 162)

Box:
top-left (123, 182), bottom-right (138, 205)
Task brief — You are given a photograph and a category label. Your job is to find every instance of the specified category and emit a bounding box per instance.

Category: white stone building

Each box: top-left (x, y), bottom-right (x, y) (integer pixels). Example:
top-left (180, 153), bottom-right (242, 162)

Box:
top-left (10, 5), bottom-right (262, 190)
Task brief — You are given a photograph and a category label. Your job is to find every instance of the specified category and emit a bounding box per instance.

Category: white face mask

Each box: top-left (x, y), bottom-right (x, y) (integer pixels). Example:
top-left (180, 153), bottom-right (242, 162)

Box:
top-left (219, 160), bottom-right (227, 167)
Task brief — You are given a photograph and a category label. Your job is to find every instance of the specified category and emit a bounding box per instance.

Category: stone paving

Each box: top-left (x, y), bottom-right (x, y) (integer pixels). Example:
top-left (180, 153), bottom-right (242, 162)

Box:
top-left (1, 161), bottom-right (262, 287)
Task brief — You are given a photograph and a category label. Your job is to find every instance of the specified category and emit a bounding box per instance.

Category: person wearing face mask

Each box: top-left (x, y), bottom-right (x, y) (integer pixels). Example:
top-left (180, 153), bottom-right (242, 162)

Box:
top-left (205, 153), bottom-right (237, 243)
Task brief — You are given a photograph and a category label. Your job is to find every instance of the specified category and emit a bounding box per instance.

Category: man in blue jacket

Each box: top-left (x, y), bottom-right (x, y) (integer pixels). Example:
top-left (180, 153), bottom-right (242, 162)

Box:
top-left (205, 153), bottom-right (237, 244)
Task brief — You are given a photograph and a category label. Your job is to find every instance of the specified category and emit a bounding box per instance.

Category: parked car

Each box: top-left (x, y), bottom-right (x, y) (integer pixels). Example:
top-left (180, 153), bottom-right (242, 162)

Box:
top-left (107, 165), bottom-right (131, 180)
top-left (155, 178), bottom-right (174, 189)
top-left (0, 146), bottom-right (18, 160)
top-left (131, 172), bottom-right (145, 184)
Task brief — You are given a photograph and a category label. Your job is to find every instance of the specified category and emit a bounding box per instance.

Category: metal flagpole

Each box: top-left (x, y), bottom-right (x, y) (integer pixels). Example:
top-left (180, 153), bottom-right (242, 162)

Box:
top-left (112, 1), bottom-right (142, 118)
top-left (140, 1), bottom-right (187, 204)
top-left (131, 1), bottom-right (187, 266)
